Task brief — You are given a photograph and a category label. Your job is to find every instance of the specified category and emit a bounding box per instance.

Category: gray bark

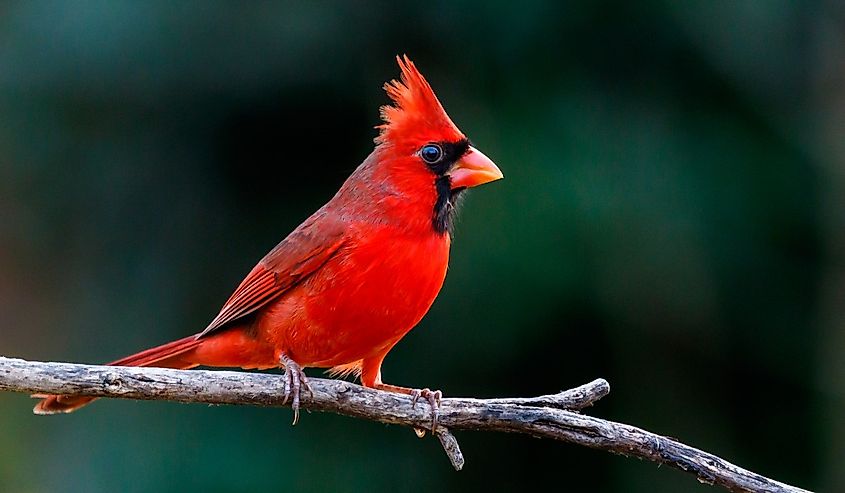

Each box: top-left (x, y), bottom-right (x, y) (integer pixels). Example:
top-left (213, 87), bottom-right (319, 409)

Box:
top-left (0, 356), bottom-right (810, 493)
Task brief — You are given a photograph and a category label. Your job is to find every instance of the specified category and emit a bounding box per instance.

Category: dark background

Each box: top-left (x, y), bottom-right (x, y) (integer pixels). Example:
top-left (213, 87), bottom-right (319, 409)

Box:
top-left (0, 2), bottom-right (842, 492)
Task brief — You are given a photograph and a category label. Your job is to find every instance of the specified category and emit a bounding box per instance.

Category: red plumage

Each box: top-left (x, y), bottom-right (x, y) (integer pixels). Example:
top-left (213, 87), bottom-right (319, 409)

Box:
top-left (34, 55), bottom-right (503, 418)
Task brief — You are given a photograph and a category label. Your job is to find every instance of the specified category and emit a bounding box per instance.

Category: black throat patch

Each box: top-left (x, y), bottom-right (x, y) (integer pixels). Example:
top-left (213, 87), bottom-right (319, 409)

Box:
top-left (429, 139), bottom-right (470, 235)
top-left (433, 176), bottom-right (464, 235)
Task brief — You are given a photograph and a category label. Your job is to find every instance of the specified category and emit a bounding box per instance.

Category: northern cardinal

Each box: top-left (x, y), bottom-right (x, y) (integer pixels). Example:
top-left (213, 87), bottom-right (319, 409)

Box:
top-left (34, 56), bottom-right (503, 424)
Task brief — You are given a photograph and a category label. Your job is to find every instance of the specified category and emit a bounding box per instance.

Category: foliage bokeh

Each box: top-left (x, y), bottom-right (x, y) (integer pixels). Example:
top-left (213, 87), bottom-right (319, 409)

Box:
top-left (1, 2), bottom-right (841, 492)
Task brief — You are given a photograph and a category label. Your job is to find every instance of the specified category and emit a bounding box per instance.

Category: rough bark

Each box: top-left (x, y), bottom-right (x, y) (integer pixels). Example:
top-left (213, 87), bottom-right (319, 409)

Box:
top-left (0, 356), bottom-right (810, 493)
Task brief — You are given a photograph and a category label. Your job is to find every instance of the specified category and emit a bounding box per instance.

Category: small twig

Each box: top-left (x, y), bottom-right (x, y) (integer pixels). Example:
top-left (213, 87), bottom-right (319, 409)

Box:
top-left (434, 427), bottom-right (464, 470)
top-left (0, 356), bottom-right (811, 493)
top-left (480, 378), bottom-right (610, 409)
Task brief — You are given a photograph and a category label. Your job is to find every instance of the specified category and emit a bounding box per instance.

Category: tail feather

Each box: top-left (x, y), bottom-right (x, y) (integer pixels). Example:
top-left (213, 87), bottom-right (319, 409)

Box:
top-left (33, 334), bottom-right (203, 415)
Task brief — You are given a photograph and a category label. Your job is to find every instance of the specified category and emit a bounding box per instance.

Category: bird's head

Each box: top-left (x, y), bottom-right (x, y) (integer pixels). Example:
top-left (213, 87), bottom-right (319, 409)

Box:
top-left (373, 55), bottom-right (503, 235)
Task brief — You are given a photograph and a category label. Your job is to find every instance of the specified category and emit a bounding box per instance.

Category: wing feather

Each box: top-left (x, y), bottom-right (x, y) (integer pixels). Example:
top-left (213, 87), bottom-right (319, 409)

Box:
top-left (198, 213), bottom-right (347, 337)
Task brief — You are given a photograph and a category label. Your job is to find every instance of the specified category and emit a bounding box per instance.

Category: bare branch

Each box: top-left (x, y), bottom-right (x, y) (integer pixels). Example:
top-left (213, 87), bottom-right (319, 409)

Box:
top-left (0, 356), bottom-right (810, 493)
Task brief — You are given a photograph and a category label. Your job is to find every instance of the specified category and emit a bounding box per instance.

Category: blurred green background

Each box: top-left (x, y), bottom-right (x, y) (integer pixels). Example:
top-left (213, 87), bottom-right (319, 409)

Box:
top-left (0, 1), bottom-right (841, 492)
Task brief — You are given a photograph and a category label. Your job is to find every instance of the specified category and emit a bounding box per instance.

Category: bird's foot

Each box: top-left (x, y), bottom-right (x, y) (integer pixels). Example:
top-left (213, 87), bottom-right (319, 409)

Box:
top-left (280, 354), bottom-right (312, 425)
top-left (375, 383), bottom-right (442, 433)
top-left (410, 387), bottom-right (442, 431)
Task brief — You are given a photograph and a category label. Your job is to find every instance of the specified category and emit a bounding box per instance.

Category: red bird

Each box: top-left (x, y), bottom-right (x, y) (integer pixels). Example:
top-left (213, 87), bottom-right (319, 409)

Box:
top-left (34, 56), bottom-right (503, 423)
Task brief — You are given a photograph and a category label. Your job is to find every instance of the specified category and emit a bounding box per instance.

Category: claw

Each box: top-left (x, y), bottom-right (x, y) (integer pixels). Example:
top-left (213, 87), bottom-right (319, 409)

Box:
top-left (281, 369), bottom-right (291, 406)
top-left (375, 383), bottom-right (443, 434)
top-left (303, 378), bottom-right (315, 399)
top-left (425, 389), bottom-right (441, 432)
top-left (279, 354), bottom-right (310, 425)
top-left (412, 388), bottom-right (441, 432)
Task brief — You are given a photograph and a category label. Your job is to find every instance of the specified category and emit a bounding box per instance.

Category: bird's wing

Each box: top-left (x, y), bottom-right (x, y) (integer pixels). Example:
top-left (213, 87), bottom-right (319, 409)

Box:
top-left (198, 212), bottom-right (347, 338)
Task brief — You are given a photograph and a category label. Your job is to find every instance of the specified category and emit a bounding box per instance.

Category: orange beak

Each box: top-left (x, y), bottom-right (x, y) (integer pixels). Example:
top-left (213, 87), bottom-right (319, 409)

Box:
top-left (448, 146), bottom-right (503, 189)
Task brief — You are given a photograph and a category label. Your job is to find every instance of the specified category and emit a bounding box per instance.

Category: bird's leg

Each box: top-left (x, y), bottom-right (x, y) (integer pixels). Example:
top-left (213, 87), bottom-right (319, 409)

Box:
top-left (360, 355), bottom-right (441, 432)
top-left (279, 354), bottom-right (312, 425)
top-left (373, 383), bottom-right (442, 432)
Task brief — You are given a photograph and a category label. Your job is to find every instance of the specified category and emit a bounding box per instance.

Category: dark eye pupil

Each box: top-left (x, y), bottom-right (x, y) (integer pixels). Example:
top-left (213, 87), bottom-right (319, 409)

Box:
top-left (421, 144), bottom-right (442, 163)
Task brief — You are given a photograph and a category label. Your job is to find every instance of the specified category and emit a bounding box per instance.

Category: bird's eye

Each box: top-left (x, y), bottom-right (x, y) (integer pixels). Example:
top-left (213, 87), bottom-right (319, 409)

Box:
top-left (420, 144), bottom-right (443, 164)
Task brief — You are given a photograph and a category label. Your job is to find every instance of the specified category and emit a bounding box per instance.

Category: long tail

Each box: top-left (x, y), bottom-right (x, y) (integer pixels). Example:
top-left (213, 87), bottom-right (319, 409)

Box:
top-left (33, 334), bottom-right (203, 415)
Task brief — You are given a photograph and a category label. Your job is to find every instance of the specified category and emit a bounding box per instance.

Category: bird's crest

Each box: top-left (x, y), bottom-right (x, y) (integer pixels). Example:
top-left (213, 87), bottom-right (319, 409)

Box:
top-left (376, 55), bottom-right (464, 147)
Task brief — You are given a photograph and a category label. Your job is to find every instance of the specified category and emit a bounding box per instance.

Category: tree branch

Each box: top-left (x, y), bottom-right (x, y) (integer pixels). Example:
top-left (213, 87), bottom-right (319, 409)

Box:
top-left (0, 356), bottom-right (809, 493)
